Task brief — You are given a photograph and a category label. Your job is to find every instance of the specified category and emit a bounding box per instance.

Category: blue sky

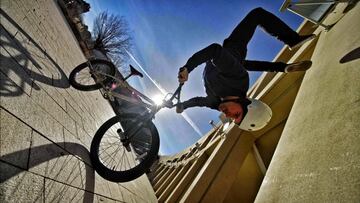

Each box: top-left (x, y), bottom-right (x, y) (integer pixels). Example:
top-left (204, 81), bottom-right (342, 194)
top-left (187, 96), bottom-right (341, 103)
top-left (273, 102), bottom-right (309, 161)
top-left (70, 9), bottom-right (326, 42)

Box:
top-left (83, 0), bottom-right (303, 155)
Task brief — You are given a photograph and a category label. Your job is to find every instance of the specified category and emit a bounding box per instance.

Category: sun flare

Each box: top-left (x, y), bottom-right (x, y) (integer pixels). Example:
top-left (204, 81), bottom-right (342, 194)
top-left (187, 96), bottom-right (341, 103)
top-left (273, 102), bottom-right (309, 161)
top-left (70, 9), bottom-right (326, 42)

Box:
top-left (152, 94), bottom-right (165, 105)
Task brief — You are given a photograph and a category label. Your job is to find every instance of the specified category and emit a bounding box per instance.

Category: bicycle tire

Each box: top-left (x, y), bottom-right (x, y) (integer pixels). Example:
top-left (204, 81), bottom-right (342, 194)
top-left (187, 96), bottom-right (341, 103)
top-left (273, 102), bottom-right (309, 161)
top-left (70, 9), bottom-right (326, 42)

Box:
top-left (69, 59), bottom-right (116, 91)
top-left (90, 113), bottom-right (160, 182)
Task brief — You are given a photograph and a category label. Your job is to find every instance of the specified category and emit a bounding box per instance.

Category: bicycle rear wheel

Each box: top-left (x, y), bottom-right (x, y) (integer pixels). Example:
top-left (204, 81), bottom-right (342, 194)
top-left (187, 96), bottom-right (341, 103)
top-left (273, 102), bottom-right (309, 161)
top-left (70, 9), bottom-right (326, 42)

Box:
top-left (69, 59), bottom-right (116, 91)
top-left (90, 113), bottom-right (160, 182)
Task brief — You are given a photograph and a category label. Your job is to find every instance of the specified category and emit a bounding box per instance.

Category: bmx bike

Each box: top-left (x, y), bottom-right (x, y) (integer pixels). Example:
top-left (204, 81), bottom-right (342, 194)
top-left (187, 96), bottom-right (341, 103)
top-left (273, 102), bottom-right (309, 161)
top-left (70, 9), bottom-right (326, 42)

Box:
top-left (69, 59), bottom-right (183, 182)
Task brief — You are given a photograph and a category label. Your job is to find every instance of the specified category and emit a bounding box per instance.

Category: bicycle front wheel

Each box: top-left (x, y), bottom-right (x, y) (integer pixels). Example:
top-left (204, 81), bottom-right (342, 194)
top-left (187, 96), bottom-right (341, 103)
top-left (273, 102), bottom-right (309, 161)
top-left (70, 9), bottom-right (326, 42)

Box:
top-left (69, 59), bottom-right (116, 91)
top-left (90, 113), bottom-right (160, 182)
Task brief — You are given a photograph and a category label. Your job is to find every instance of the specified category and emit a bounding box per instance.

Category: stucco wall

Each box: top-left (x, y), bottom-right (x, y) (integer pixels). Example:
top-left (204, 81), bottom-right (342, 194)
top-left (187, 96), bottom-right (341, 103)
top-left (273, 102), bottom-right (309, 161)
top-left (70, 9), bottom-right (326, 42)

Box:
top-left (255, 4), bottom-right (360, 203)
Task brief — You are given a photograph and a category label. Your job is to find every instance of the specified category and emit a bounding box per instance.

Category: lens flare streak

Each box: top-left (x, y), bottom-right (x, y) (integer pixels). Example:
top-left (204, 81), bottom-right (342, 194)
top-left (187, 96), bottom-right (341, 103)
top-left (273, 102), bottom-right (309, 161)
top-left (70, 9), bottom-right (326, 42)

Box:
top-left (126, 49), bottom-right (203, 137)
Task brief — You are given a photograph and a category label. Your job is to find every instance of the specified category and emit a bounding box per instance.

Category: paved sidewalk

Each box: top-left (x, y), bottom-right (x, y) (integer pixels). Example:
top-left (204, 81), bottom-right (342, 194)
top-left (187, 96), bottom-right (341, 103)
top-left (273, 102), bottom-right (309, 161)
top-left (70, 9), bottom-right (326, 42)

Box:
top-left (0, 0), bottom-right (156, 202)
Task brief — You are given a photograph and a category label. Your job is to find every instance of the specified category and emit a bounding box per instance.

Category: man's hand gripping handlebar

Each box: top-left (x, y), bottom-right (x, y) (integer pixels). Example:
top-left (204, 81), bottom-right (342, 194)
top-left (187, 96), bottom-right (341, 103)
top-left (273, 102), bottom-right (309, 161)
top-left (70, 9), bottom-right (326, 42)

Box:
top-left (162, 83), bottom-right (184, 108)
top-left (178, 67), bottom-right (188, 84)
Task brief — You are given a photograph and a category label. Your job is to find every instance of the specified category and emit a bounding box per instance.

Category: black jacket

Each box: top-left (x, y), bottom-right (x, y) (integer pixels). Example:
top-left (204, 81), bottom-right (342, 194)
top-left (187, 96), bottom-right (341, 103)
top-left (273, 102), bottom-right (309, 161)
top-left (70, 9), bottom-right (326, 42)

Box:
top-left (182, 43), bottom-right (249, 110)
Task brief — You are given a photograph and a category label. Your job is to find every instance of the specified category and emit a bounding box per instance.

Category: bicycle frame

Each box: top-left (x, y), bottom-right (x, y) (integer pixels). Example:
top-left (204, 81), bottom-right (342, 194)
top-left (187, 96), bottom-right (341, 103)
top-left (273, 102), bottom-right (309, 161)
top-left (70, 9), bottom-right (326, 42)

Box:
top-left (90, 68), bottom-right (155, 109)
top-left (88, 60), bottom-right (183, 127)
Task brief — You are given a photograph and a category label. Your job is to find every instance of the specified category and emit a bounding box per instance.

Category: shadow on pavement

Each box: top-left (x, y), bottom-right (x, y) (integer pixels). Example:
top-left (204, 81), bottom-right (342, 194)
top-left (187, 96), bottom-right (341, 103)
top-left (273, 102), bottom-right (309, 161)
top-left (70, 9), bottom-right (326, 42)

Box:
top-left (0, 8), bottom-right (70, 97)
top-left (0, 142), bottom-right (95, 203)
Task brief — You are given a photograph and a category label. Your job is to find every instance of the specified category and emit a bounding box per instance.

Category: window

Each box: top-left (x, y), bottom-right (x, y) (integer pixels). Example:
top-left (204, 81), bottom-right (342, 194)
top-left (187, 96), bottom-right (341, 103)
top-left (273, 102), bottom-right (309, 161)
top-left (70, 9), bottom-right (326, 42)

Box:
top-left (280, 0), bottom-right (345, 30)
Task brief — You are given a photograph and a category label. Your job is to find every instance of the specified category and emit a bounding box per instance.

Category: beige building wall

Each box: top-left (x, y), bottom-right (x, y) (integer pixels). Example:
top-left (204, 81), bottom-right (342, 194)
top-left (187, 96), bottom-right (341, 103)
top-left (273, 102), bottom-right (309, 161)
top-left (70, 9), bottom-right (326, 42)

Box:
top-left (149, 3), bottom-right (360, 202)
top-left (255, 3), bottom-right (360, 203)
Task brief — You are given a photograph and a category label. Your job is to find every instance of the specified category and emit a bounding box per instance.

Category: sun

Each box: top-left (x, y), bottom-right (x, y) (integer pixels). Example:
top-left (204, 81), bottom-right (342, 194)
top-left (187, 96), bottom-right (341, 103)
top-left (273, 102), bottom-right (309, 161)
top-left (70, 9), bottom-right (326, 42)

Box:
top-left (151, 94), bottom-right (165, 105)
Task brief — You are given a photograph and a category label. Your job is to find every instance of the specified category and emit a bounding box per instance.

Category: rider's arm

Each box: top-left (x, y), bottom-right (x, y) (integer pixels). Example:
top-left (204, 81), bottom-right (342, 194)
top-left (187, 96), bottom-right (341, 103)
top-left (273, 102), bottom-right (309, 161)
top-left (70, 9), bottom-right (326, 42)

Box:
top-left (183, 43), bottom-right (223, 73)
top-left (181, 96), bottom-right (220, 110)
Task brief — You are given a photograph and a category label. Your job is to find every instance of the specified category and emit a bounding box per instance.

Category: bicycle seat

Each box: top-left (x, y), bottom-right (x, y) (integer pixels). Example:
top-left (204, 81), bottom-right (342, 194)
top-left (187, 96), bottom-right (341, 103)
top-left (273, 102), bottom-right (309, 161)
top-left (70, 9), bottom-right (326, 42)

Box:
top-left (129, 65), bottom-right (143, 78)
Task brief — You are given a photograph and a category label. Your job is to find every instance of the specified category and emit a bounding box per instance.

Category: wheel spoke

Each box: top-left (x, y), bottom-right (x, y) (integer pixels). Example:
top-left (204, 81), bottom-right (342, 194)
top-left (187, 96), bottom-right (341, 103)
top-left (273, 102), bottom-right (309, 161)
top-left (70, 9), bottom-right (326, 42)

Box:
top-left (105, 144), bottom-right (122, 168)
top-left (92, 114), bottom-right (158, 182)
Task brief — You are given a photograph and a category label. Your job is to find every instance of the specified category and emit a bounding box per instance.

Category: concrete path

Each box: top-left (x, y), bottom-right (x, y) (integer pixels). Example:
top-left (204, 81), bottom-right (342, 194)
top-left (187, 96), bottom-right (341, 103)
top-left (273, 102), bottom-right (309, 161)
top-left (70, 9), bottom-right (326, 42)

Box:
top-left (0, 0), bottom-right (156, 202)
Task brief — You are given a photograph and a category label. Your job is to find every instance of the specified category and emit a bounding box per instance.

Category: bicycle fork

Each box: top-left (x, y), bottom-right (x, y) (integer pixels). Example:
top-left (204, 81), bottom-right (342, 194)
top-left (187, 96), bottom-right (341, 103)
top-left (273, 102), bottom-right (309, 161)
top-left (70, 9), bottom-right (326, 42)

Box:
top-left (116, 129), bottom-right (131, 152)
top-left (116, 112), bottom-right (154, 156)
top-left (116, 125), bottom-right (148, 161)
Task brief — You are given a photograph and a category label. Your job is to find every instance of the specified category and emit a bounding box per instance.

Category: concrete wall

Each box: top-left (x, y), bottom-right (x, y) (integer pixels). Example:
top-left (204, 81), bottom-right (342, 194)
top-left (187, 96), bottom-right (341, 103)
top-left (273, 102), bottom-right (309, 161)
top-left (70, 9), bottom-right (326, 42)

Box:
top-left (255, 4), bottom-right (360, 203)
top-left (0, 0), bottom-right (156, 202)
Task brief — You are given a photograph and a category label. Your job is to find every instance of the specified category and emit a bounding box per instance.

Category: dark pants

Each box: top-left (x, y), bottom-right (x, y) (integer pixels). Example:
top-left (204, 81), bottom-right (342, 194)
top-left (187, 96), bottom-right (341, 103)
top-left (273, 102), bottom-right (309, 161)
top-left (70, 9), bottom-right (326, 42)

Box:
top-left (223, 7), bottom-right (300, 72)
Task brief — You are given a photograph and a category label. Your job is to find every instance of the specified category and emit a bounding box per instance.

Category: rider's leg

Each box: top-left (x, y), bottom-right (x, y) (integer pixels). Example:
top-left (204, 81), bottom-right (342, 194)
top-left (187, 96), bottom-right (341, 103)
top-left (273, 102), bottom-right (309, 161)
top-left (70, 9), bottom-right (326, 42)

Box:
top-left (243, 60), bottom-right (312, 73)
top-left (223, 7), bottom-right (313, 60)
top-left (243, 60), bottom-right (287, 72)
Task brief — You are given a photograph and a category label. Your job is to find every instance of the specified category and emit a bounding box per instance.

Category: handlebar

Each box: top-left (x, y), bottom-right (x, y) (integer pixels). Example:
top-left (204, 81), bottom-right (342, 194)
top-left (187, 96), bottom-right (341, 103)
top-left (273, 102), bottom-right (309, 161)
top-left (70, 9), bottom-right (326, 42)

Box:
top-left (162, 83), bottom-right (184, 108)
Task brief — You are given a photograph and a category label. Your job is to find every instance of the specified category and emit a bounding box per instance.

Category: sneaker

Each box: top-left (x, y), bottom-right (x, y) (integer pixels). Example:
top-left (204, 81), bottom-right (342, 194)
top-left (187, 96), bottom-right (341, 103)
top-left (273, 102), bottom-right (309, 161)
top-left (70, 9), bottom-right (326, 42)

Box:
top-left (288, 34), bottom-right (316, 50)
top-left (285, 61), bottom-right (312, 73)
